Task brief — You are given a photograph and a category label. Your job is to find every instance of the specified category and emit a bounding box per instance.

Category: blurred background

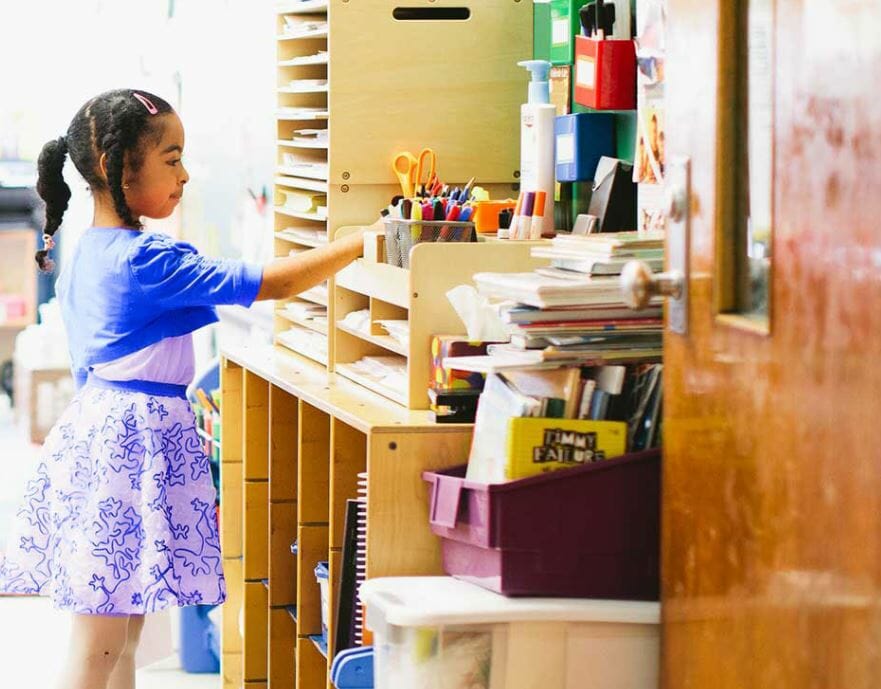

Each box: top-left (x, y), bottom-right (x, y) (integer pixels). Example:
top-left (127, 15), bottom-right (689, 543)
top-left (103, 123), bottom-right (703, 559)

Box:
top-left (0, 1), bottom-right (280, 683)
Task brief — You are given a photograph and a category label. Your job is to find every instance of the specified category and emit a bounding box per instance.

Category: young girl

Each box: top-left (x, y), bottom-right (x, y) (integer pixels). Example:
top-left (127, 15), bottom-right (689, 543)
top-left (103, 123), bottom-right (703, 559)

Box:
top-left (0, 89), bottom-right (364, 689)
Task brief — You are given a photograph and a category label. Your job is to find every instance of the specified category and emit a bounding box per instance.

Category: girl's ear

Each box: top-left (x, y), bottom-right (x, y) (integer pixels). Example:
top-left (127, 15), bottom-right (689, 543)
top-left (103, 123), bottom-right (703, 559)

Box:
top-left (98, 152), bottom-right (109, 181)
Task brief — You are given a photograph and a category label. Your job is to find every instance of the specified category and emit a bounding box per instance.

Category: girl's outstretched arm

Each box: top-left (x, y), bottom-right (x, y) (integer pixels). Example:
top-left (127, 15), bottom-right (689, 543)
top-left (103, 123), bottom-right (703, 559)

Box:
top-left (255, 228), bottom-right (365, 301)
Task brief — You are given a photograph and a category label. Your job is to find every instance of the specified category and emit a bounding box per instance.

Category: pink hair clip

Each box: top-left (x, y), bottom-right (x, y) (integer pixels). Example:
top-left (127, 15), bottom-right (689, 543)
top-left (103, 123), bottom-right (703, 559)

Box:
top-left (133, 92), bottom-right (159, 115)
top-left (42, 233), bottom-right (56, 250)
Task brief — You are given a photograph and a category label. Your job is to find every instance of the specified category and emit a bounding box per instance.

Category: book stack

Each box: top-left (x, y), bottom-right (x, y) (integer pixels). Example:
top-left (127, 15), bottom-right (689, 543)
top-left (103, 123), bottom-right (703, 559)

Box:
top-left (467, 269), bottom-right (663, 367)
top-left (531, 230), bottom-right (665, 277)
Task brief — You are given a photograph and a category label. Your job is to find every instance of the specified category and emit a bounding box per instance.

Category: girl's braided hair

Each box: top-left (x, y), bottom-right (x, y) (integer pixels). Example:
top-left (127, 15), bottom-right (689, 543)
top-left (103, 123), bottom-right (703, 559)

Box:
top-left (34, 89), bottom-right (173, 271)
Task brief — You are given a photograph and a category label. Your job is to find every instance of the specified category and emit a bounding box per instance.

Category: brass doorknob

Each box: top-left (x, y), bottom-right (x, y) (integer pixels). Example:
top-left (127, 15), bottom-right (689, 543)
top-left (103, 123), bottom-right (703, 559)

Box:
top-left (620, 260), bottom-right (684, 310)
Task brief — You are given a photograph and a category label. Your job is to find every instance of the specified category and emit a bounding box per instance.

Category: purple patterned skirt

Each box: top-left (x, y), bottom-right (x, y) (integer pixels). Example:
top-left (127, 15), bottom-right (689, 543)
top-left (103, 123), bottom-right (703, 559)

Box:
top-left (0, 380), bottom-right (225, 615)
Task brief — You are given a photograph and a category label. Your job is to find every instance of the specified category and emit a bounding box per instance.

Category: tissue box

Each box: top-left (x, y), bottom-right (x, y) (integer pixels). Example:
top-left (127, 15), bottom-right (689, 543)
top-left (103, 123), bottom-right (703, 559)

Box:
top-left (555, 112), bottom-right (616, 182)
top-left (430, 336), bottom-right (489, 393)
top-left (574, 35), bottom-right (636, 111)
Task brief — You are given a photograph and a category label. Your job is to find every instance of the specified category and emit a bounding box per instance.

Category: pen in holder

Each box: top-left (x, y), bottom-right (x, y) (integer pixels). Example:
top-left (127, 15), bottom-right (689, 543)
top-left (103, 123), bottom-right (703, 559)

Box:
top-left (383, 218), bottom-right (476, 269)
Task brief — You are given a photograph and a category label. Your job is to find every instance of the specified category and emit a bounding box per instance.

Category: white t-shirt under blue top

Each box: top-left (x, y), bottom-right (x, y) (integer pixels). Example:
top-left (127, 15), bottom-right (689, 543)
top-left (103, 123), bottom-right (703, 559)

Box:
top-left (57, 227), bottom-right (264, 388)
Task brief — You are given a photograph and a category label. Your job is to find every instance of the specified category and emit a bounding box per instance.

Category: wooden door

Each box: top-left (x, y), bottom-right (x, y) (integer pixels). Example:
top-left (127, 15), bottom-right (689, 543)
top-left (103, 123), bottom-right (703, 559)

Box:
top-left (662, 1), bottom-right (881, 688)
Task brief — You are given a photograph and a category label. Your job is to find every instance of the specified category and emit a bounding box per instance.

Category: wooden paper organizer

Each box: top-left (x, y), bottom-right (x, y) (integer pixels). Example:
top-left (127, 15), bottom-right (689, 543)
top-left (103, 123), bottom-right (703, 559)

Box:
top-left (333, 227), bottom-right (548, 409)
top-left (219, 344), bottom-right (472, 689)
top-left (273, 0), bottom-right (531, 368)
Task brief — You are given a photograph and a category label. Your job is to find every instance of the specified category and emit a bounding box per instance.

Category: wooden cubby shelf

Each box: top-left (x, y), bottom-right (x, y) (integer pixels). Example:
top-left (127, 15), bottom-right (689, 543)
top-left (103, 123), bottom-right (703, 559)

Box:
top-left (220, 342), bottom-right (473, 689)
top-left (333, 228), bottom-right (549, 409)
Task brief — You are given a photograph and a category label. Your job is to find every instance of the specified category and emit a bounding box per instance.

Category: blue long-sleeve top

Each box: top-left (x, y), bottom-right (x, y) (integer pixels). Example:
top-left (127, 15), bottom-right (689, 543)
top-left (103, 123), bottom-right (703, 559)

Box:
top-left (57, 227), bottom-right (264, 388)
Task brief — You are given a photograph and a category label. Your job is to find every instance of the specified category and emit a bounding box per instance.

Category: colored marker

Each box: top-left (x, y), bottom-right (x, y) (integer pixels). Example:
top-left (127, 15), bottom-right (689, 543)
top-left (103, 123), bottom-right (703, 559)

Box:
top-left (529, 191), bottom-right (547, 240)
top-left (508, 191), bottom-right (525, 241)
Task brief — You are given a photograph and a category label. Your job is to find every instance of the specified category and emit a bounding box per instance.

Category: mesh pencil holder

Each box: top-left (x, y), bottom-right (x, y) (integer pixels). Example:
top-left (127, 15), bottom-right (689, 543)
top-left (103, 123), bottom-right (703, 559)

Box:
top-left (383, 218), bottom-right (476, 268)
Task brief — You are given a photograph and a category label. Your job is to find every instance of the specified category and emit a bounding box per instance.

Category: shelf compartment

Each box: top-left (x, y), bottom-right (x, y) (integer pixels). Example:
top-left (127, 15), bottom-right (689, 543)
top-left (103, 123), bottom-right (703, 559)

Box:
top-left (278, 84), bottom-right (329, 95)
top-left (295, 524), bottom-right (329, 636)
top-left (298, 285), bottom-right (329, 307)
top-left (276, 139), bottom-right (329, 150)
top-left (275, 230), bottom-right (328, 249)
top-left (222, 557), bottom-right (243, 655)
top-left (277, 0), bottom-right (327, 14)
top-left (298, 402), bottom-right (331, 524)
top-left (274, 206), bottom-right (327, 223)
top-left (276, 29), bottom-right (328, 42)
top-left (276, 332), bottom-right (329, 367)
top-left (308, 634), bottom-right (328, 659)
top-left (274, 176), bottom-right (329, 193)
top-left (336, 321), bottom-right (407, 357)
top-left (243, 481), bottom-right (269, 581)
top-left (243, 582), bottom-right (269, 682)
top-left (296, 634), bottom-right (328, 689)
top-left (269, 502), bottom-right (298, 607)
top-left (268, 607), bottom-right (297, 689)
top-left (336, 259), bottom-right (409, 309)
top-left (278, 309), bottom-right (329, 336)
top-left (269, 385), bottom-right (300, 502)
top-left (333, 230), bottom-right (550, 408)
top-left (335, 363), bottom-right (408, 408)
top-left (278, 54), bottom-right (328, 68)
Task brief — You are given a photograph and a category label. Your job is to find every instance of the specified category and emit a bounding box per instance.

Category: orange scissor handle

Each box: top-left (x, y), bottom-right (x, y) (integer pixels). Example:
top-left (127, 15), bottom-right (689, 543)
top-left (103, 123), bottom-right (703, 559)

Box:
top-left (393, 151), bottom-right (418, 197)
top-left (415, 148), bottom-right (437, 191)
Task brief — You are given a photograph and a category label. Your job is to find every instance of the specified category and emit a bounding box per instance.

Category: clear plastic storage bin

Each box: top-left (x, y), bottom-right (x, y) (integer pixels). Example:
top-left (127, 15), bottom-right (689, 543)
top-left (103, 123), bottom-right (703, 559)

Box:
top-left (360, 577), bottom-right (660, 689)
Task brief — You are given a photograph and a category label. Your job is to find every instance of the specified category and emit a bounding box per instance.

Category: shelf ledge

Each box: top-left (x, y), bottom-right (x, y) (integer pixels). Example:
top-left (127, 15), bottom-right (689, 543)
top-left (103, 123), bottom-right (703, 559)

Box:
top-left (336, 322), bottom-right (408, 357)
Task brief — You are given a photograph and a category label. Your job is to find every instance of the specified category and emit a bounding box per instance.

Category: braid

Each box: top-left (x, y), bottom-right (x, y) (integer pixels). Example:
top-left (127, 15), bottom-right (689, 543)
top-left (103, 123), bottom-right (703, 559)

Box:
top-left (102, 111), bottom-right (141, 229)
top-left (34, 136), bottom-right (71, 271)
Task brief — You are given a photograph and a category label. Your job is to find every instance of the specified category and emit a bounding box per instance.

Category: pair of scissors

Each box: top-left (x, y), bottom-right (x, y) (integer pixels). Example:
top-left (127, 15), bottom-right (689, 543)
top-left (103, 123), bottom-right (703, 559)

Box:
top-left (392, 148), bottom-right (437, 198)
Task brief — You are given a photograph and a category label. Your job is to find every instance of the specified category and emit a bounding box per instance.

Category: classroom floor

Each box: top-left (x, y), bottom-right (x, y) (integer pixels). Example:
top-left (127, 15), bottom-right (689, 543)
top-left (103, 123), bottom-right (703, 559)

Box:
top-left (0, 397), bottom-right (218, 688)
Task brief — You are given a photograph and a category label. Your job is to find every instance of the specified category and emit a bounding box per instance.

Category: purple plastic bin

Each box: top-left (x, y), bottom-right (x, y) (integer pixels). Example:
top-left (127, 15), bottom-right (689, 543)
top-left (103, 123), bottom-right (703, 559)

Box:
top-left (423, 450), bottom-right (660, 599)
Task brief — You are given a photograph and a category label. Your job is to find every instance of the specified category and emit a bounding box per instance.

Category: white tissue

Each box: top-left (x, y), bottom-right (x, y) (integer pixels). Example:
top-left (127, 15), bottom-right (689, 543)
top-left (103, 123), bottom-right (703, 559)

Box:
top-left (446, 284), bottom-right (509, 342)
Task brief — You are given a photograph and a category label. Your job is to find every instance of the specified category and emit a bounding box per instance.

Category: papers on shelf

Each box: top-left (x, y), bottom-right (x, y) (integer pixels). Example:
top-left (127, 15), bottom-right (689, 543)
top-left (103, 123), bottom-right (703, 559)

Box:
top-left (278, 227), bottom-right (328, 245)
top-left (281, 154), bottom-right (329, 180)
top-left (282, 17), bottom-right (328, 37)
top-left (280, 190), bottom-right (326, 213)
top-left (277, 107), bottom-right (329, 120)
top-left (284, 302), bottom-right (327, 318)
top-left (279, 51), bottom-right (329, 67)
top-left (341, 309), bottom-right (371, 332)
top-left (347, 356), bottom-right (408, 398)
top-left (277, 326), bottom-right (328, 357)
top-left (299, 282), bottom-right (329, 306)
top-left (292, 128), bottom-right (328, 145)
top-left (376, 320), bottom-right (410, 348)
top-left (287, 79), bottom-right (329, 91)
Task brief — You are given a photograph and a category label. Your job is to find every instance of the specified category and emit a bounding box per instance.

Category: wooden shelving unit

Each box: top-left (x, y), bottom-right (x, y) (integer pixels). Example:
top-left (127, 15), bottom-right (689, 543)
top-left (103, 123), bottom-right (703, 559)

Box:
top-left (334, 229), bottom-right (549, 409)
top-left (219, 343), bottom-right (472, 689)
top-left (273, 0), bottom-right (532, 370)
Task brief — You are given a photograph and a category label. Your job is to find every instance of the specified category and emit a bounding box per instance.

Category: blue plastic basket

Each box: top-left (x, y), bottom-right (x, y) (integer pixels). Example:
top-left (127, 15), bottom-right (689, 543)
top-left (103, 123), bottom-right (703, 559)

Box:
top-left (179, 605), bottom-right (220, 673)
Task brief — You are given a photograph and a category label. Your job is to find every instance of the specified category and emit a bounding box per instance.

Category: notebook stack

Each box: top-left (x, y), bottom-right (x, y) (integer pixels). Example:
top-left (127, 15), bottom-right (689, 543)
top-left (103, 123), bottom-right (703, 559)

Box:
top-left (531, 230), bottom-right (665, 277)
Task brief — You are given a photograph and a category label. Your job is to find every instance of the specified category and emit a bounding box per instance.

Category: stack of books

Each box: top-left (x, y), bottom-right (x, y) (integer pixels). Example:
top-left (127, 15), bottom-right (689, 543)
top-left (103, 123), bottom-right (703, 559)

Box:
top-left (531, 230), bottom-right (665, 277)
top-left (468, 270), bottom-right (662, 367)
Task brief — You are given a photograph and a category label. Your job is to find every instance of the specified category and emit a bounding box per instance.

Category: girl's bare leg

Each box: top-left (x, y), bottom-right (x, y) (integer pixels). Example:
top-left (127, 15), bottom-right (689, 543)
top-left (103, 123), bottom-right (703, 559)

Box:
top-left (56, 613), bottom-right (130, 689)
top-left (108, 614), bottom-right (146, 689)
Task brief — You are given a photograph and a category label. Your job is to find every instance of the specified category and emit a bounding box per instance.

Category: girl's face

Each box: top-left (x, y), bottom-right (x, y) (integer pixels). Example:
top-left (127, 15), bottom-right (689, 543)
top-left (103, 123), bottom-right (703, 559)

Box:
top-left (124, 112), bottom-right (189, 220)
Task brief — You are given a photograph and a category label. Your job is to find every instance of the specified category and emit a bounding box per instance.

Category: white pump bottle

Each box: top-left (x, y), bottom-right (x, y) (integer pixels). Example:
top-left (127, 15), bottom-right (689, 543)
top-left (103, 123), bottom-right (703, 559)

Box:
top-left (517, 59), bottom-right (556, 237)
